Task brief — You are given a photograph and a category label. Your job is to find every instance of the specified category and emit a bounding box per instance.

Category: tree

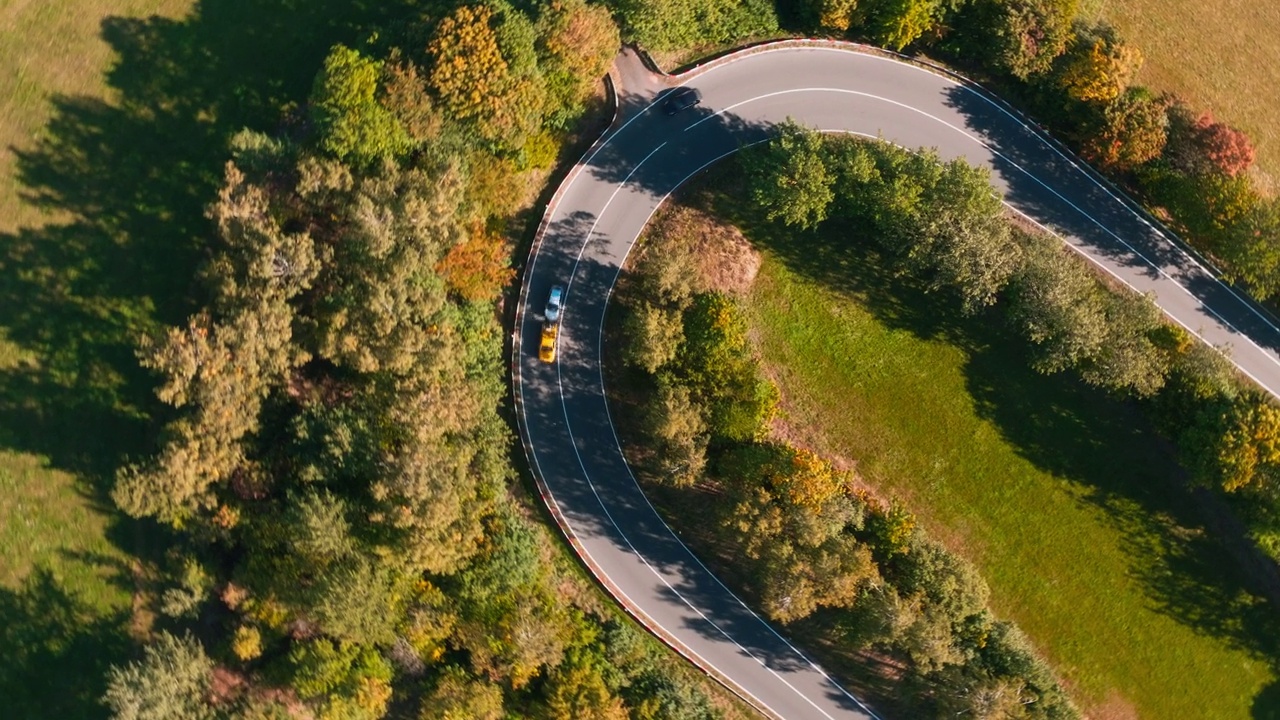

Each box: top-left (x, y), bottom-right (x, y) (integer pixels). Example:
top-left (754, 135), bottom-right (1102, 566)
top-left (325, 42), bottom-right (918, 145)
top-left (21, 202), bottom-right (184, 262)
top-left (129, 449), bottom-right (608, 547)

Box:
top-left (1056, 20), bottom-right (1141, 104)
top-left (911, 158), bottom-right (1021, 311)
top-left (310, 45), bottom-right (411, 166)
top-left (114, 163), bottom-right (315, 521)
top-left (429, 5), bottom-right (510, 124)
top-left (894, 538), bottom-right (990, 627)
top-left (813, 0), bottom-right (859, 31)
top-left (1166, 105), bottom-right (1257, 178)
top-left (451, 513), bottom-right (570, 688)
top-left (421, 666), bottom-right (505, 720)
top-left (1079, 290), bottom-right (1168, 396)
top-left (538, 651), bottom-right (630, 720)
top-left (677, 292), bottom-right (777, 440)
top-left (609, 0), bottom-right (779, 53)
top-left (538, 0), bottom-right (621, 125)
top-left (1008, 231), bottom-right (1108, 374)
top-left (381, 55), bottom-right (443, 144)
top-left (310, 157), bottom-right (467, 374)
top-left (868, 0), bottom-right (945, 50)
top-left (971, 0), bottom-right (1076, 80)
top-left (428, 4), bottom-right (544, 146)
top-left (1183, 390), bottom-right (1280, 493)
top-left (435, 223), bottom-right (516, 303)
top-left (1201, 191), bottom-right (1280, 298)
top-left (725, 483), bottom-right (879, 623)
top-left (102, 632), bottom-right (215, 720)
top-left (1082, 88), bottom-right (1168, 171)
top-left (288, 639), bottom-right (393, 720)
top-left (928, 665), bottom-right (1034, 719)
top-left (646, 379), bottom-right (709, 485)
top-left (622, 300), bottom-right (684, 373)
top-left (743, 122), bottom-right (835, 229)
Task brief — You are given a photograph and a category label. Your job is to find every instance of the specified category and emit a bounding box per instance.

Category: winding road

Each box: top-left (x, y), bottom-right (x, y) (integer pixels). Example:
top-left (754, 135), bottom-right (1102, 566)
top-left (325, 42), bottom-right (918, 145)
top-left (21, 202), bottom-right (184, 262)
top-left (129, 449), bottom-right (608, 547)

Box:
top-left (512, 43), bottom-right (1280, 719)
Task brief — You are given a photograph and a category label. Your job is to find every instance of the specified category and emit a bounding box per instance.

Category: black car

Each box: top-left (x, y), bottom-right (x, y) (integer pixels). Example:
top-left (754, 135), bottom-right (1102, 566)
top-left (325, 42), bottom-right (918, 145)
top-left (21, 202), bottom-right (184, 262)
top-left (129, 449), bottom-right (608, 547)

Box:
top-left (662, 87), bottom-right (702, 115)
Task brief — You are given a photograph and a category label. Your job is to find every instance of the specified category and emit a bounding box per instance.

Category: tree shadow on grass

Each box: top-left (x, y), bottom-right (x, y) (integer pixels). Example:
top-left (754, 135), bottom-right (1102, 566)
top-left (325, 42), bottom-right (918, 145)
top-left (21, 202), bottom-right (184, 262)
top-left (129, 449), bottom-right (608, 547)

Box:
top-left (689, 161), bottom-right (1280, 688)
top-left (2, 0), bottom-right (423, 490)
top-left (0, 568), bottom-right (132, 720)
top-left (0, 0), bottom-right (423, 711)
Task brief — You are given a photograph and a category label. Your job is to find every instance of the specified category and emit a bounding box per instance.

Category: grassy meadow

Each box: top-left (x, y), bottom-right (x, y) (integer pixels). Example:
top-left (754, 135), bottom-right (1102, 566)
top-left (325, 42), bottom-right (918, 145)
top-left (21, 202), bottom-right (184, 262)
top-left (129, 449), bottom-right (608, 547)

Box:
top-left (0, 1), bottom-right (194, 715)
top-left (1084, 0), bottom-right (1280, 179)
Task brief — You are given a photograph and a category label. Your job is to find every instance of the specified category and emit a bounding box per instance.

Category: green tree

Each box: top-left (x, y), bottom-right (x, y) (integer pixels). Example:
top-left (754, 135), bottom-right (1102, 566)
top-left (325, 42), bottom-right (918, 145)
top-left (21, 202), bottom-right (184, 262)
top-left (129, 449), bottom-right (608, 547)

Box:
top-left (538, 650), bottom-right (630, 720)
top-left (970, 0), bottom-right (1076, 79)
top-left (867, 0), bottom-right (945, 50)
top-left (678, 293), bottom-right (777, 440)
top-left (622, 300), bottom-right (684, 374)
top-left (609, 0), bottom-right (778, 53)
top-left (311, 45), bottom-right (411, 166)
top-left (743, 121), bottom-right (835, 229)
top-left (114, 163), bottom-right (316, 522)
top-left (1183, 390), bottom-right (1280, 493)
top-left (537, 0), bottom-right (620, 125)
top-left (310, 157), bottom-right (467, 374)
top-left (1079, 291), bottom-right (1167, 396)
top-left (910, 158), bottom-right (1020, 311)
top-left (646, 378), bottom-right (709, 486)
top-left (421, 666), bottom-right (505, 720)
top-left (1008, 231), bottom-right (1108, 374)
top-left (102, 633), bottom-right (215, 720)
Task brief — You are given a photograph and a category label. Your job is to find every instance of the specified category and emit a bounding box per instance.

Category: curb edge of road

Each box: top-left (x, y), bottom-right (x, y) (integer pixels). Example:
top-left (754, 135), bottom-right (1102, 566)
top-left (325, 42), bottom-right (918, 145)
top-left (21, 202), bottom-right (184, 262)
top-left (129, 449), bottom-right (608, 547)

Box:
top-left (508, 65), bottom-right (787, 720)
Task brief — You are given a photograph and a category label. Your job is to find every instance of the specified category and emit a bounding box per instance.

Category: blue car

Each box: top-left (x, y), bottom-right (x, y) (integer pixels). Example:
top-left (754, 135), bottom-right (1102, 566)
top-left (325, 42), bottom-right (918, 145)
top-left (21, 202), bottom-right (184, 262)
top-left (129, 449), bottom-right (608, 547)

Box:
top-left (545, 284), bottom-right (564, 323)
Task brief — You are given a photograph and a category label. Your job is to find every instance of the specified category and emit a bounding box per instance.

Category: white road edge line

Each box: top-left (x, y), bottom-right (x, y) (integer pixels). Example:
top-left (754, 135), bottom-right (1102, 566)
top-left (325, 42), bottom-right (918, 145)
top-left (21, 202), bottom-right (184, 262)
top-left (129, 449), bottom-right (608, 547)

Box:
top-left (517, 46), bottom-right (1280, 720)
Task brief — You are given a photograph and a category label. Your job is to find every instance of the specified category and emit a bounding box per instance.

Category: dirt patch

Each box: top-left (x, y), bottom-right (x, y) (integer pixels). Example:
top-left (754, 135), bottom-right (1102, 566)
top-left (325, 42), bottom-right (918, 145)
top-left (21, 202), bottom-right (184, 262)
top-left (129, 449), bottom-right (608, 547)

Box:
top-left (645, 203), bottom-right (761, 296)
top-left (1085, 688), bottom-right (1140, 720)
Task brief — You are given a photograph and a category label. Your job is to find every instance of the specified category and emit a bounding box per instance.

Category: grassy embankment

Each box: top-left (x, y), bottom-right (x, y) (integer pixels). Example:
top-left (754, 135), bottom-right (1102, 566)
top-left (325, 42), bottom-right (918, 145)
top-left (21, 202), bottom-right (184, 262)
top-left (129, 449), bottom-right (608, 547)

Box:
top-left (617, 169), bottom-right (1280, 719)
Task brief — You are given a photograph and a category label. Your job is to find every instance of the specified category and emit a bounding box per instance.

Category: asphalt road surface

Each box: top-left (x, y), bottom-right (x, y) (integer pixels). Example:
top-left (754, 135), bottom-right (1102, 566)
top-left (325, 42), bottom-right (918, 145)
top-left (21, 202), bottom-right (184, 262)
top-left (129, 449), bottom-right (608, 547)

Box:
top-left (514, 43), bottom-right (1280, 720)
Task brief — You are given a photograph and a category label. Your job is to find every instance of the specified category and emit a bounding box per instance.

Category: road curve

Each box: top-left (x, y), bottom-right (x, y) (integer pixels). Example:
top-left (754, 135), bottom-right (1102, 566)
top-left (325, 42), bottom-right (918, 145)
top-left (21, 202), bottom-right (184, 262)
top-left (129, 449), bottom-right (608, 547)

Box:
top-left (513, 43), bottom-right (1280, 720)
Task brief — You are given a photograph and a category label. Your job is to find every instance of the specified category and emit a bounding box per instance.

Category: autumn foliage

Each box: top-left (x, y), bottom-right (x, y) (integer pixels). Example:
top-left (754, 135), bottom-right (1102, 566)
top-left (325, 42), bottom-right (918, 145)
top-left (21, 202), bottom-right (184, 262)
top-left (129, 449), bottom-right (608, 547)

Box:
top-left (436, 223), bottom-right (516, 303)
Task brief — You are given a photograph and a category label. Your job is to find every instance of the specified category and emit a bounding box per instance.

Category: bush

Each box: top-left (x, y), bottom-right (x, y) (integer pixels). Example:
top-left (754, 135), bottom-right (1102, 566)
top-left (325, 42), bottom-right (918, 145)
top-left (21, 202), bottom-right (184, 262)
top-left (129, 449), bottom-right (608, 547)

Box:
top-left (607, 0), bottom-right (779, 53)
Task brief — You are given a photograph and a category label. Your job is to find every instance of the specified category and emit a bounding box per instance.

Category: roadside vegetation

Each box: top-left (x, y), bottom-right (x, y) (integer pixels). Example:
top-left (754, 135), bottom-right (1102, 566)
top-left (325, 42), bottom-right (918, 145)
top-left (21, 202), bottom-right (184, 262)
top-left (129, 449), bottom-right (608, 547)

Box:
top-left (607, 133), bottom-right (1280, 717)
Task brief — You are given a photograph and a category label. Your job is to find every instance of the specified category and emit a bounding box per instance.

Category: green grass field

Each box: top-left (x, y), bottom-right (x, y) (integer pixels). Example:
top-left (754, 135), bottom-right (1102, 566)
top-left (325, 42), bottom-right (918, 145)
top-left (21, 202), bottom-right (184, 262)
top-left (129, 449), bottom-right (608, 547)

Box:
top-left (0, 1), bottom-right (195, 715)
top-left (733, 201), bottom-right (1280, 718)
top-left (1083, 0), bottom-right (1280, 179)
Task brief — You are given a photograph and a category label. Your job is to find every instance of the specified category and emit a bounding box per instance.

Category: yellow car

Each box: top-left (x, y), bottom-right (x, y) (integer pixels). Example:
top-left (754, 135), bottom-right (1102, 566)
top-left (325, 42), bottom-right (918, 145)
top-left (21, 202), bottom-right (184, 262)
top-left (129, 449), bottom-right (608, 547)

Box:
top-left (539, 323), bottom-right (558, 363)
